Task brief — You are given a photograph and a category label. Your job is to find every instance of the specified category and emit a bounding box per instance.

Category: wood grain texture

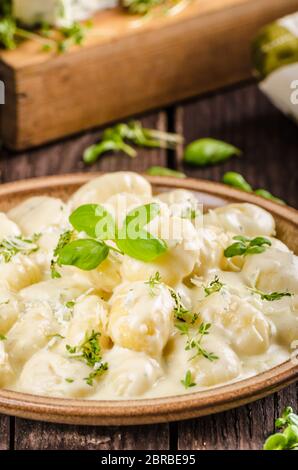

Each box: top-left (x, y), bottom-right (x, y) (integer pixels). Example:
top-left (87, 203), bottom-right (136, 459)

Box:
top-left (0, 416), bottom-right (10, 450)
top-left (1, 0), bottom-right (297, 149)
top-left (14, 421), bottom-right (169, 450)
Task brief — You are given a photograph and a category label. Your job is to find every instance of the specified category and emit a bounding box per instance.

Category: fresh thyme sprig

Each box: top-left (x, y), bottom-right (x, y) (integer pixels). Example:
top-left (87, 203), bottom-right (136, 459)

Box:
top-left (0, 233), bottom-right (40, 263)
top-left (251, 288), bottom-right (292, 302)
top-left (185, 322), bottom-right (219, 362)
top-left (145, 271), bottom-right (162, 296)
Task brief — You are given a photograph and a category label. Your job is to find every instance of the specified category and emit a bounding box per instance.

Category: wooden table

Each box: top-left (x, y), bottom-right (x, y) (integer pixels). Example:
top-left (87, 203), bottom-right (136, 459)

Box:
top-left (0, 81), bottom-right (297, 450)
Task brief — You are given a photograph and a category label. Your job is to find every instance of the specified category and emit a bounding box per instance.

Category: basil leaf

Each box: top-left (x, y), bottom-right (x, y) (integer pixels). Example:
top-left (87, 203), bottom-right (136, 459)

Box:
top-left (224, 242), bottom-right (247, 258)
top-left (184, 138), bottom-right (241, 167)
top-left (58, 239), bottom-right (109, 271)
top-left (254, 189), bottom-right (286, 205)
top-left (123, 202), bottom-right (161, 232)
top-left (146, 166), bottom-right (186, 178)
top-left (116, 230), bottom-right (167, 262)
top-left (249, 237), bottom-right (272, 247)
top-left (115, 203), bottom-right (167, 262)
top-left (69, 204), bottom-right (115, 240)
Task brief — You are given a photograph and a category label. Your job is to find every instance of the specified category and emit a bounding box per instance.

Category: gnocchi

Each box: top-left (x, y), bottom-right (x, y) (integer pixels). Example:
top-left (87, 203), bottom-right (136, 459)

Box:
top-left (0, 172), bottom-right (296, 400)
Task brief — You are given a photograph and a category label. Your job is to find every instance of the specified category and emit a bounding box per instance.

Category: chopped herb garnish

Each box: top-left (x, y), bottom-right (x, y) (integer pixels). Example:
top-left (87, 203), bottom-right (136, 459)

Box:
top-left (66, 330), bottom-right (108, 386)
top-left (65, 378), bottom-right (74, 383)
top-left (0, 334), bottom-right (7, 341)
top-left (185, 323), bottom-right (219, 362)
top-left (50, 230), bottom-right (74, 278)
top-left (264, 407), bottom-right (298, 450)
top-left (181, 370), bottom-right (196, 389)
top-left (169, 288), bottom-right (198, 325)
top-left (224, 235), bottom-right (271, 258)
top-left (84, 363), bottom-right (108, 386)
top-left (204, 275), bottom-right (224, 297)
top-left (251, 288), bottom-right (292, 301)
top-left (0, 233), bottom-right (40, 263)
top-left (145, 272), bottom-right (162, 295)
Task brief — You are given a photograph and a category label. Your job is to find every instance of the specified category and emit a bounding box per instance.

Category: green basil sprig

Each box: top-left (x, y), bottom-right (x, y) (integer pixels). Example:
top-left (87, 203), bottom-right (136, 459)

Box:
top-left (52, 202), bottom-right (167, 275)
top-left (224, 235), bottom-right (271, 258)
top-left (183, 138), bottom-right (241, 167)
top-left (264, 407), bottom-right (298, 450)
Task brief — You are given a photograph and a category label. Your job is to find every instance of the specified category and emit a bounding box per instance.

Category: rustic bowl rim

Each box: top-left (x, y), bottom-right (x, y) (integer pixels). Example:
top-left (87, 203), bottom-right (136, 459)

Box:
top-left (0, 172), bottom-right (297, 425)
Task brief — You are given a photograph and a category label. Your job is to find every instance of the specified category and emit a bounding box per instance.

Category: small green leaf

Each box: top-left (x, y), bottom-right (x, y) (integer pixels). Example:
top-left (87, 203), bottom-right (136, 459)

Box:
top-left (146, 166), bottom-right (186, 178)
top-left (184, 138), bottom-right (241, 167)
top-left (224, 236), bottom-right (271, 258)
top-left (224, 241), bottom-right (247, 258)
top-left (222, 172), bottom-right (253, 192)
top-left (58, 239), bottom-right (109, 271)
top-left (69, 204), bottom-right (115, 239)
top-left (0, 334), bottom-right (7, 341)
top-left (264, 433), bottom-right (288, 450)
top-left (181, 370), bottom-right (196, 389)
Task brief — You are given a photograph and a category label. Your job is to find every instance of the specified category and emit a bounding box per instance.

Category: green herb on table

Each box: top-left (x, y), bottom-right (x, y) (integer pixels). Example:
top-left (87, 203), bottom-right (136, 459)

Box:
top-left (251, 288), bottom-right (292, 302)
top-left (66, 330), bottom-right (108, 386)
top-left (254, 188), bottom-right (286, 205)
top-left (83, 121), bottom-right (183, 164)
top-left (224, 235), bottom-right (271, 258)
top-left (181, 370), bottom-right (196, 389)
top-left (222, 172), bottom-right (286, 204)
top-left (204, 275), bottom-right (224, 297)
top-left (0, 233), bottom-right (40, 263)
top-left (0, 334), bottom-right (7, 341)
top-left (146, 166), bottom-right (186, 178)
top-left (183, 138), bottom-right (241, 167)
top-left (264, 407), bottom-right (298, 450)
top-left (222, 171), bottom-right (253, 192)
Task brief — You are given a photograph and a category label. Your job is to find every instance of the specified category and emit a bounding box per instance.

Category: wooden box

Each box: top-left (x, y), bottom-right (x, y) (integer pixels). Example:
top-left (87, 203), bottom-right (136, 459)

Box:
top-left (0, 0), bottom-right (297, 150)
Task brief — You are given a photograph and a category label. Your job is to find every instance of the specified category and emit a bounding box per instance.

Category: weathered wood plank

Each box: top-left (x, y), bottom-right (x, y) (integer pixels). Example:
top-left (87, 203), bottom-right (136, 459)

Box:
top-left (14, 421), bottom-right (169, 450)
top-left (0, 415), bottom-right (10, 450)
top-left (175, 82), bottom-right (298, 207)
top-left (1, 113), bottom-right (167, 181)
top-left (178, 384), bottom-right (298, 450)
top-left (2, 112), bottom-right (170, 450)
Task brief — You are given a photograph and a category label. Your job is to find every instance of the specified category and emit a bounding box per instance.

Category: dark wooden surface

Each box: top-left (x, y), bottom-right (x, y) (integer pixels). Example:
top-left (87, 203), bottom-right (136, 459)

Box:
top-left (0, 82), bottom-right (297, 450)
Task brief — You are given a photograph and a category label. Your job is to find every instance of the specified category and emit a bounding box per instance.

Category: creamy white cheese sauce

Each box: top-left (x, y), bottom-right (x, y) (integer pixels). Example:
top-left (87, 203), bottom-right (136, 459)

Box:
top-left (0, 172), bottom-right (297, 400)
